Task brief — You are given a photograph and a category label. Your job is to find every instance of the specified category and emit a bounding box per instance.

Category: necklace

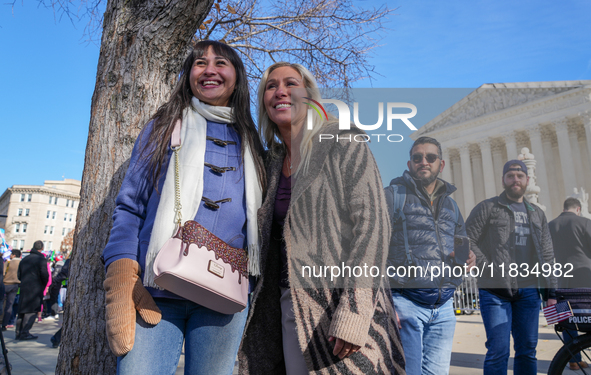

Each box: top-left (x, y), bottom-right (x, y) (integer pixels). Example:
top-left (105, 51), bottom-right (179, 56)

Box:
top-left (286, 153), bottom-right (292, 170)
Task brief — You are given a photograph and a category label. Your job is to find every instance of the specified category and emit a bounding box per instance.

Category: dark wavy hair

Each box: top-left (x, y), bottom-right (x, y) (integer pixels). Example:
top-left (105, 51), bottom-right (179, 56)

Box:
top-left (138, 40), bottom-right (266, 193)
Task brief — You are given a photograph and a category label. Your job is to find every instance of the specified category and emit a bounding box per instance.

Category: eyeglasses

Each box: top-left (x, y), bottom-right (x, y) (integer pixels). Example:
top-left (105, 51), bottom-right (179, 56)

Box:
top-left (202, 197), bottom-right (232, 210)
top-left (411, 153), bottom-right (440, 164)
top-left (207, 136), bottom-right (237, 147)
top-left (205, 163), bottom-right (236, 174)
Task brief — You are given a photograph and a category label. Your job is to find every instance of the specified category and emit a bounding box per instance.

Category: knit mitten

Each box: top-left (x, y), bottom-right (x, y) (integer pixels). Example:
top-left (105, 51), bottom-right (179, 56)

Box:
top-left (104, 258), bottom-right (162, 357)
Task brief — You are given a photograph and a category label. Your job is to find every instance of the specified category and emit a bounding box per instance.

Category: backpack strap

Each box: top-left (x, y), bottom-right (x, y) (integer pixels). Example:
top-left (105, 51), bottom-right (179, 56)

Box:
top-left (385, 184), bottom-right (412, 265)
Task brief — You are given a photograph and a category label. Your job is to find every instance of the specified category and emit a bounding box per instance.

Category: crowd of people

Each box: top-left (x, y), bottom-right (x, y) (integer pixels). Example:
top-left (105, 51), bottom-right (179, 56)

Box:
top-left (1, 241), bottom-right (68, 347)
top-left (5, 40), bottom-right (587, 374)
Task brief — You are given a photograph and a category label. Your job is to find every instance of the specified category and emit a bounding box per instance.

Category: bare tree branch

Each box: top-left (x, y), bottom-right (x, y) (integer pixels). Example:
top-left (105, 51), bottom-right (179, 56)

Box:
top-left (197, 0), bottom-right (392, 89)
top-left (23, 0), bottom-right (391, 87)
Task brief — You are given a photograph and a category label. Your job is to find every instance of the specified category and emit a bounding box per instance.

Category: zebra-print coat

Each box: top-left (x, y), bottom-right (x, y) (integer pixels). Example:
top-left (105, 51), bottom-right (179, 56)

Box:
top-left (238, 123), bottom-right (405, 375)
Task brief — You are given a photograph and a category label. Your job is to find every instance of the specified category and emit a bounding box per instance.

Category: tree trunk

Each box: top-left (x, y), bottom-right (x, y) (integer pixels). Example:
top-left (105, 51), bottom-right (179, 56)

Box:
top-left (56, 0), bottom-right (213, 373)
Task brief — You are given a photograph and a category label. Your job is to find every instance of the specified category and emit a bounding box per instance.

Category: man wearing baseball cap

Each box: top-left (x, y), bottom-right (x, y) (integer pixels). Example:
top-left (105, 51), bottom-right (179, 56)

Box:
top-left (465, 160), bottom-right (557, 375)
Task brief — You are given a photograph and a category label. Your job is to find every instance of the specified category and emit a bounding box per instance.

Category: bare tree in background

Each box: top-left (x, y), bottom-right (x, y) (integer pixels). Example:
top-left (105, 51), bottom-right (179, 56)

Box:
top-left (13, 0), bottom-right (393, 373)
top-left (59, 229), bottom-right (74, 258)
top-left (197, 0), bottom-right (389, 88)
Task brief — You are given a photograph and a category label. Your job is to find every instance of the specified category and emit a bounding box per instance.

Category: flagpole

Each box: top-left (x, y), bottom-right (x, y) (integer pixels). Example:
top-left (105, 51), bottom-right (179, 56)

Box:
top-left (567, 301), bottom-right (579, 331)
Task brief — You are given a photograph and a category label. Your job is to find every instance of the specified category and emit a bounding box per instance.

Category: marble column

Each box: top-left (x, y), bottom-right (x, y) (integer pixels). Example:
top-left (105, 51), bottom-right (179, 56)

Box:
top-left (554, 118), bottom-right (577, 197)
top-left (492, 144), bottom-right (504, 195)
top-left (451, 156), bottom-right (465, 210)
top-left (504, 132), bottom-right (518, 161)
top-left (527, 125), bottom-right (552, 219)
top-left (478, 139), bottom-right (496, 199)
top-left (459, 144), bottom-right (475, 214)
top-left (583, 112), bottom-right (591, 169)
top-left (570, 130), bottom-right (585, 189)
top-left (581, 112), bottom-right (591, 191)
top-left (441, 147), bottom-right (453, 184)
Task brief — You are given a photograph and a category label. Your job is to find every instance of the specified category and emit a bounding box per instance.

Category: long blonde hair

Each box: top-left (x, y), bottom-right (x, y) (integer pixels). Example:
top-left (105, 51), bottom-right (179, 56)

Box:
top-left (257, 62), bottom-right (336, 174)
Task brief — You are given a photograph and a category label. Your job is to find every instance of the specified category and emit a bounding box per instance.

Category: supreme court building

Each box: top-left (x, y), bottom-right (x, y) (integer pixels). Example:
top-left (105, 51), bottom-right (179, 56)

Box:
top-left (412, 80), bottom-right (591, 220)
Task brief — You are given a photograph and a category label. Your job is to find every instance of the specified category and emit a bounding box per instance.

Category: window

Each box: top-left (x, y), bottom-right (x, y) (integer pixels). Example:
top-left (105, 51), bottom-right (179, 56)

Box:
top-left (22, 223), bottom-right (27, 233)
top-left (44, 226), bottom-right (48, 234)
top-left (52, 211), bottom-right (56, 219)
top-left (25, 209), bottom-right (29, 216)
top-left (64, 213), bottom-right (68, 221)
top-left (62, 227), bottom-right (66, 236)
top-left (27, 194), bottom-right (32, 202)
top-left (67, 199), bottom-right (70, 207)
top-left (19, 240), bottom-right (24, 249)
top-left (17, 209), bottom-right (22, 216)
top-left (48, 241), bottom-right (53, 250)
top-left (49, 196), bottom-right (53, 204)
top-left (50, 226), bottom-right (54, 235)
top-left (69, 214), bottom-right (73, 222)
top-left (12, 240), bottom-right (17, 248)
top-left (20, 194), bottom-right (25, 202)
top-left (72, 200), bottom-right (76, 208)
top-left (43, 241), bottom-right (47, 249)
top-left (15, 224), bottom-right (20, 233)
top-left (47, 210), bottom-right (51, 219)
top-left (54, 198), bottom-right (58, 205)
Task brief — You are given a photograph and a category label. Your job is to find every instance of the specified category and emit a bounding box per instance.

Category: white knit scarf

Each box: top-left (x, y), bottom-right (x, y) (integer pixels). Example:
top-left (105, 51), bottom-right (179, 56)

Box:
top-left (143, 97), bottom-right (262, 289)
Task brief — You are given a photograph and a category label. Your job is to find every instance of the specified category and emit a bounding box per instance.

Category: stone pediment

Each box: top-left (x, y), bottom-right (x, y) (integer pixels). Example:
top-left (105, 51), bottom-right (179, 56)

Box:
top-left (417, 81), bottom-right (591, 135)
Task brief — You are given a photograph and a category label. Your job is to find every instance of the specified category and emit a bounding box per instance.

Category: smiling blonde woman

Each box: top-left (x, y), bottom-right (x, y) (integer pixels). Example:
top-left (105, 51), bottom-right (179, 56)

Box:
top-left (238, 62), bottom-right (405, 375)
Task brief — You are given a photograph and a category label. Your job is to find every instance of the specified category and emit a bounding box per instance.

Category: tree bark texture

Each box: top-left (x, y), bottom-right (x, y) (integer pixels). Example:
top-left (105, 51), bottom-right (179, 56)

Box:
top-left (56, 0), bottom-right (213, 373)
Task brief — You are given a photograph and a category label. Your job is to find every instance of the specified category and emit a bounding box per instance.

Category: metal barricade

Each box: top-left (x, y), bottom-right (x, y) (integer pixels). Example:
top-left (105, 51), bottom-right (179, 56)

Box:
top-left (453, 276), bottom-right (480, 314)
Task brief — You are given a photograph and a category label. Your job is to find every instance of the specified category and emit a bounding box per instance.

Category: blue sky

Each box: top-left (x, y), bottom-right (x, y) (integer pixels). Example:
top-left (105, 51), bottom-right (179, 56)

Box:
top-left (1, 0), bottom-right (590, 192)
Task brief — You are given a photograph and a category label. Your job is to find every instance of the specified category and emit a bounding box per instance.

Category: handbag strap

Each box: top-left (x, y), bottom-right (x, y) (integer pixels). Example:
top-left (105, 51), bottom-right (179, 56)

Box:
top-left (171, 119), bottom-right (182, 225)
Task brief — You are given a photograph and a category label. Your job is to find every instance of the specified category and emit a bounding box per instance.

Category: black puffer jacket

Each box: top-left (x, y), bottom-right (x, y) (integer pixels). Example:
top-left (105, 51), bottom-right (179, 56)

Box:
top-left (386, 171), bottom-right (466, 307)
top-left (465, 192), bottom-right (556, 300)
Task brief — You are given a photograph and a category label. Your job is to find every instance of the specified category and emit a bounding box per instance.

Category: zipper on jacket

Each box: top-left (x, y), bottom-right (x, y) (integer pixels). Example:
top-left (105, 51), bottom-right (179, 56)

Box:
top-left (413, 182), bottom-right (451, 307)
top-left (418, 185), bottom-right (450, 307)
top-left (434, 219), bottom-right (444, 306)
top-left (433, 188), bottom-right (451, 306)
top-left (502, 202), bottom-right (518, 292)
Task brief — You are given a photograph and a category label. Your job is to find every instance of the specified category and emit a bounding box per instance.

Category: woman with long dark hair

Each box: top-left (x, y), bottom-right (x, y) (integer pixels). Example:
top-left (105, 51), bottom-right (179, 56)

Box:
top-left (102, 40), bottom-right (265, 375)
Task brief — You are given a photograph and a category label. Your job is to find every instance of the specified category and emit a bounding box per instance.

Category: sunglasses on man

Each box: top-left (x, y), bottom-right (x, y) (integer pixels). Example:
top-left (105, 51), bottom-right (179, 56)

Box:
top-left (411, 153), bottom-right (440, 164)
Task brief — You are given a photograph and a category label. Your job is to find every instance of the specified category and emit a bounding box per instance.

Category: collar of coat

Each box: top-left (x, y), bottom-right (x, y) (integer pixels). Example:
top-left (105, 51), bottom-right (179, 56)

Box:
top-left (497, 191), bottom-right (536, 211)
top-left (390, 170), bottom-right (457, 200)
top-left (288, 121), bottom-right (366, 204)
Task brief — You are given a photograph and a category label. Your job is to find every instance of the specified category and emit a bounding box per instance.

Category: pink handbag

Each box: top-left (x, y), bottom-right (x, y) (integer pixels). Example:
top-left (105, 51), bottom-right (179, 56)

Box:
top-left (152, 121), bottom-right (249, 314)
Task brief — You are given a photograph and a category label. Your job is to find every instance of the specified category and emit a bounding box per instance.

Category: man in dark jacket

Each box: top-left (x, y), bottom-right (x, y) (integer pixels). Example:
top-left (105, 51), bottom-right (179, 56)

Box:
top-left (15, 241), bottom-right (49, 340)
top-left (386, 136), bottom-right (475, 375)
top-left (2, 250), bottom-right (21, 331)
top-left (550, 197), bottom-right (591, 288)
top-left (549, 197), bottom-right (591, 370)
top-left (466, 160), bottom-right (557, 375)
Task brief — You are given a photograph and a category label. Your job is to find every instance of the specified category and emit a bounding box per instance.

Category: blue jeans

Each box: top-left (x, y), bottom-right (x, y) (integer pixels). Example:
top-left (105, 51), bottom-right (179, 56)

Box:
top-left (479, 288), bottom-right (541, 375)
top-left (117, 297), bottom-right (249, 375)
top-left (391, 292), bottom-right (456, 375)
top-left (563, 329), bottom-right (582, 363)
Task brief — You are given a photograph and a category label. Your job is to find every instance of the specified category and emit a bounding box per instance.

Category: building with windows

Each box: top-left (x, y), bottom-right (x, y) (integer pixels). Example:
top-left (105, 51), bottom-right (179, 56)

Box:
top-left (412, 81), bottom-right (591, 220)
top-left (0, 179), bottom-right (80, 251)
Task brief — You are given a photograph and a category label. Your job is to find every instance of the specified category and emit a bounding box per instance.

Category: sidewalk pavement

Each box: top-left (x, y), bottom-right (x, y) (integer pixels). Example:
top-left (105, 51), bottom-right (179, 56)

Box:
top-left (451, 312), bottom-right (579, 374)
top-left (0, 317), bottom-right (61, 374)
top-left (0, 317), bottom-right (191, 375)
top-left (0, 312), bottom-right (575, 374)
